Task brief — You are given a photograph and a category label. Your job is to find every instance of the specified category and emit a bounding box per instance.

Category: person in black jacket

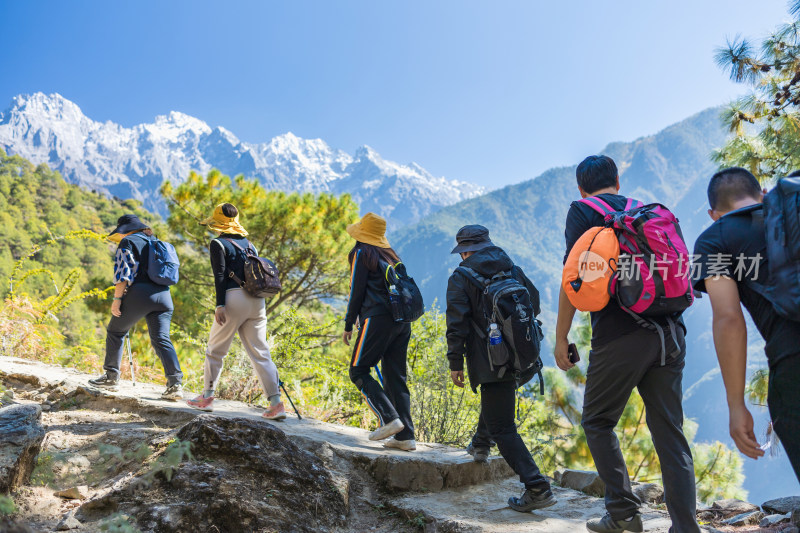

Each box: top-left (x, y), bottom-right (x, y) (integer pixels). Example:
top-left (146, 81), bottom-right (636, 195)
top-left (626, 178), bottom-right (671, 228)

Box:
top-left (342, 212), bottom-right (416, 451)
top-left (186, 203), bottom-right (285, 420)
top-left (446, 225), bottom-right (556, 512)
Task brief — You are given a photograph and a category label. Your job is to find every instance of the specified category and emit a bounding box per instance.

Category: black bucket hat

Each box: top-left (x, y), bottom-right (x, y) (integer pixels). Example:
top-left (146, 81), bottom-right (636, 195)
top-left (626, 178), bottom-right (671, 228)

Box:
top-left (109, 214), bottom-right (149, 236)
top-left (451, 225), bottom-right (494, 254)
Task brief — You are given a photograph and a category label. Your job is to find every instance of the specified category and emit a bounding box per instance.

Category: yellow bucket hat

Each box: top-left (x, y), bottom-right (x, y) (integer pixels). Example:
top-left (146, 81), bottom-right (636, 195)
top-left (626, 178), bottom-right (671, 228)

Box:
top-left (346, 212), bottom-right (391, 248)
top-left (200, 203), bottom-right (249, 236)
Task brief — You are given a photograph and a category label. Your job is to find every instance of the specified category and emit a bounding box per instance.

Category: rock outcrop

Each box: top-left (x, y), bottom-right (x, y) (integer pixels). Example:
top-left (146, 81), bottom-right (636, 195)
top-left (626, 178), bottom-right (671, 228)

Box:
top-left (78, 416), bottom-right (348, 533)
top-left (0, 403), bottom-right (45, 492)
top-left (762, 496), bottom-right (800, 515)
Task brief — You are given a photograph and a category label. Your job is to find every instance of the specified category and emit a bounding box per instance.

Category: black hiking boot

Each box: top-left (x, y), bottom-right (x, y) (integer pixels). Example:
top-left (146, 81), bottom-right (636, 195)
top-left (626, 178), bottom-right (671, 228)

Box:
top-left (466, 443), bottom-right (490, 463)
top-left (586, 512), bottom-right (643, 533)
top-left (88, 373), bottom-right (119, 390)
top-left (508, 487), bottom-right (557, 512)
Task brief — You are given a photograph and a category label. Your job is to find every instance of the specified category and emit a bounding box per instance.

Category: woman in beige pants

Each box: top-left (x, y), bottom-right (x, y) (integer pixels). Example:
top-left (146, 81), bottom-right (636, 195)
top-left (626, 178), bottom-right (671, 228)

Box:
top-left (187, 203), bottom-right (285, 420)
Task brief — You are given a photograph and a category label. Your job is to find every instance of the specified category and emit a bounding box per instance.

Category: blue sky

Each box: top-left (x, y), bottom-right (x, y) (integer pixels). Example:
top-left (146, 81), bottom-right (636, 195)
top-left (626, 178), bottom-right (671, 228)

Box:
top-left (0, 0), bottom-right (790, 188)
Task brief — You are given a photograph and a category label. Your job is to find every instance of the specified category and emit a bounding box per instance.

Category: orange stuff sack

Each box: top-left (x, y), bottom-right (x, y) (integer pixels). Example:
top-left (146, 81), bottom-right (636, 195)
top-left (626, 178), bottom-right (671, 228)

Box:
top-left (561, 227), bottom-right (619, 312)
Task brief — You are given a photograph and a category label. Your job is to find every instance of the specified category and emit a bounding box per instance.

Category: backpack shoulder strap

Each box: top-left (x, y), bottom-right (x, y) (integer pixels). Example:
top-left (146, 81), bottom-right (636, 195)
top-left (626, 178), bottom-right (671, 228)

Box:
top-left (223, 237), bottom-right (256, 255)
top-left (223, 237), bottom-right (246, 251)
top-left (455, 266), bottom-right (489, 290)
top-left (578, 196), bottom-right (617, 216)
top-left (625, 198), bottom-right (644, 210)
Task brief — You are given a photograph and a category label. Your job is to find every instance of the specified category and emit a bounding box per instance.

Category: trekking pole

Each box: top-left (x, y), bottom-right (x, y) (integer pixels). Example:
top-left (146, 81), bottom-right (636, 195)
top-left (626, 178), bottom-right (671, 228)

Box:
top-left (374, 365), bottom-right (384, 388)
top-left (279, 380), bottom-right (302, 420)
top-left (126, 326), bottom-right (136, 386)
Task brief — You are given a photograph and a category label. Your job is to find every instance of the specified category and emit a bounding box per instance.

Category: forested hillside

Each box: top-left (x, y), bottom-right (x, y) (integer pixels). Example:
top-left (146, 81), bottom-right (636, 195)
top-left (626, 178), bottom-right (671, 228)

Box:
top-left (0, 149), bottom-right (154, 358)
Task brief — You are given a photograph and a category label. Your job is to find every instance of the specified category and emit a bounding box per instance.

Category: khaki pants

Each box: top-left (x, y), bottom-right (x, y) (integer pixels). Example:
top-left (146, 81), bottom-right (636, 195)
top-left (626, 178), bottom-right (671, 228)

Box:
top-left (204, 288), bottom-right (279, 397)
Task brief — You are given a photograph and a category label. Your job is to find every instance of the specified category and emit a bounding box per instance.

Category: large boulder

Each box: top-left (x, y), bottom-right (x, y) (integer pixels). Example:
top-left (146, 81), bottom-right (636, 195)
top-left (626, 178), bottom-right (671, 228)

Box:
top-left (762, 496), bottom-right (800, 515)
top-left (558, 469), bottom-right (606, 497)
top-left (0, 403), bottom-right (45, 492)
top-left (78, 416), bottom-right (348, 533)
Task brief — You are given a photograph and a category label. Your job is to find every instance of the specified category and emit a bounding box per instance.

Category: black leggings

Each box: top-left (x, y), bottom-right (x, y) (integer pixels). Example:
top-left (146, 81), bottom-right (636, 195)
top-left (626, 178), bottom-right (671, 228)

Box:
top-left (348, 314), bottom-right (414, 441)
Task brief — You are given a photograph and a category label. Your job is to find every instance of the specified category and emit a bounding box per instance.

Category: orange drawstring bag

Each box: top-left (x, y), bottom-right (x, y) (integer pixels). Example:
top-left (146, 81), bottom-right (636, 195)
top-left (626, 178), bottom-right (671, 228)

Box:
top-left (562, 227), bottom-right (619, 312)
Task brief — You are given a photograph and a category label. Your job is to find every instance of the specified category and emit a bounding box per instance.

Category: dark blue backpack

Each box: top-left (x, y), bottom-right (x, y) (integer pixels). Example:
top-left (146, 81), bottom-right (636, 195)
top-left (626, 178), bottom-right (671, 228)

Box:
top-left (761, 177), bottom-right (800, 321)
top-left (145, 236), bottom-right (180, 286)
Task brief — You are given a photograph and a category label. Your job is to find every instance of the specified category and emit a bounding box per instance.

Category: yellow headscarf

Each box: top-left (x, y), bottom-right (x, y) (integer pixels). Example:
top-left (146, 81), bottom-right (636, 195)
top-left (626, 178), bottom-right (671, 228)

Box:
top-left (107, 230), bottom-right (138, 244)
top-left (200, 203), bottom-right (249, 236)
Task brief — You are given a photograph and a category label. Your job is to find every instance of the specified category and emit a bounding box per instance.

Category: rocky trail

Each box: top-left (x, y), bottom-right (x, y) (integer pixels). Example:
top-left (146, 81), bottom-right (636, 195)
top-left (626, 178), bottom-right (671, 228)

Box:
top-left (0, 356), bottom-right (797, 533)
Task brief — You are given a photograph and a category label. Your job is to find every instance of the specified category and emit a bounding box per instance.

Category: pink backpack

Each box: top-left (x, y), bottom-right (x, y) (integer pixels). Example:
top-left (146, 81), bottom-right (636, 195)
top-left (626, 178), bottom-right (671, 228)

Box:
top-left (580, 196), bottom-right (695, 362)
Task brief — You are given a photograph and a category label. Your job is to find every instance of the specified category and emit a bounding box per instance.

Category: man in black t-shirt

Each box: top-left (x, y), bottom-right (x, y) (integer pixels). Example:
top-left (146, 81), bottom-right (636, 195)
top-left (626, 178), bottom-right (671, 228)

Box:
top-left (692, 167), bottom-right (800, 483)
top-left (555, 156), bottom-right (700, 533)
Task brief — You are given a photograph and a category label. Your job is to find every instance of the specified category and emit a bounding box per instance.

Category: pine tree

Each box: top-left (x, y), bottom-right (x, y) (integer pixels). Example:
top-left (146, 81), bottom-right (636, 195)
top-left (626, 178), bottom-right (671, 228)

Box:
top-left (714, 0), bottom-right (800, 181)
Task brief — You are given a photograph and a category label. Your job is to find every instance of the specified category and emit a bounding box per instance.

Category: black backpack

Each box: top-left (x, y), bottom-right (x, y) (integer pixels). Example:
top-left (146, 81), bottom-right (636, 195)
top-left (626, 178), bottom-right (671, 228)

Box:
top-left (738, 177), bottom-right (800, 321)
top-left (384, 262), bottom-right (425, 323)
top-left (456, 266), bottom-right (544, 393)
top-left (223, 238), bottom-right (282, 299)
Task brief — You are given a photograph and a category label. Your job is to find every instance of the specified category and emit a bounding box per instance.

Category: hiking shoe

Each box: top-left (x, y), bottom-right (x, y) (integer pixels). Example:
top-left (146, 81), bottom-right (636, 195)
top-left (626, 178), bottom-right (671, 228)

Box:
top-left (187, 395), bottom-right (214, 412)
top-left (466, 442), bottom-right (490, 463)
top-left (161, 384), bottom-right (183, 401)
top-left (88, 374), bottom-right (119, 389)
top-left (586, 512), bottom-right (643, 533)
top-left (508, 487), bottom-right (557, 512)
top-left (368, 419), bottom-right (404, 441)
top-left (383, 437), bottom-right (417, 451)
top-left (263, 402), bottom-right (287, 421)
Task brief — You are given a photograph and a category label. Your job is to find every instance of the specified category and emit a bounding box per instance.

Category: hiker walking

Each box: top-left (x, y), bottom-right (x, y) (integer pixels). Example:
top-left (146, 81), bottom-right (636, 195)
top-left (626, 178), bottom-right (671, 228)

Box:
top-left (342, 212), bottom-right (416, 451)
top-left (693, 167), bottom-right (800, 483)
top-left (89, 214), bottom-right (184, 400)
top-left (445, 225), bottom-right (555, 513)
top-left (555, 156), bottom-right (700, 533)
top-left (186, 203), bottom-right (285, 420)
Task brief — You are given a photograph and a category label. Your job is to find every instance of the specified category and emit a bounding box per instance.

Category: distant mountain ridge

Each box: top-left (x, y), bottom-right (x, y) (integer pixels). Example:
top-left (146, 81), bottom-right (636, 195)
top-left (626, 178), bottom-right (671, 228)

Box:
top-left (0, 93), bottom-right (484, 228)
top-left (392, 107), bottom-right (728, 308)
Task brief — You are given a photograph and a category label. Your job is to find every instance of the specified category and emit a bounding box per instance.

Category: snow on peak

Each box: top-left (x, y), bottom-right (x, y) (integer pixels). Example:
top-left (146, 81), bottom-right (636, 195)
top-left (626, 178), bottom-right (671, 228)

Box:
top-left (147, 111), bottom-right (212, 141)
top-left (0, 93), bottom-right (485, 229)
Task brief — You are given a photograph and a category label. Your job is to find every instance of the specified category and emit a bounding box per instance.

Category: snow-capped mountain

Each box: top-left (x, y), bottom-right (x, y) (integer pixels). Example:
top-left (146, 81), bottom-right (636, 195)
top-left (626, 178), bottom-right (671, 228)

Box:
top-left (0, 93), bottom-right (484, 228)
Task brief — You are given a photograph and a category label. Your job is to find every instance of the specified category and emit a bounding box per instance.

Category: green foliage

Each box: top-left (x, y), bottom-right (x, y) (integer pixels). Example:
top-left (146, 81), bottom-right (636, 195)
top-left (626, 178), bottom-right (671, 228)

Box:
top-left (746, 368), bottom-right (769, 406)
top-left (0, 495), bottom-right (15, 516)
top-left (713, 2), bottom-right (800, 180)
top-left (693, 441), bottom-right (746, 501)
top-left (138, 440), bottom-right (193, 486)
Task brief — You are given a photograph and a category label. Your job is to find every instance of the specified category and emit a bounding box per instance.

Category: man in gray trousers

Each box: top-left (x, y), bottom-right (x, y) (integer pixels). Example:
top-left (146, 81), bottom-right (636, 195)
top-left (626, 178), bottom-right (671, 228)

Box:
top-left (554, 156), bottom-right (700, 533)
